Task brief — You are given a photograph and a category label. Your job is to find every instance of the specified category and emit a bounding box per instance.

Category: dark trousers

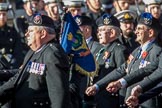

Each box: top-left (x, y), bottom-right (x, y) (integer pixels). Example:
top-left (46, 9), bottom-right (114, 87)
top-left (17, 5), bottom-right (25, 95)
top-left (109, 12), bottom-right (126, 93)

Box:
top-left (69, 83), bottom-right (82, 108)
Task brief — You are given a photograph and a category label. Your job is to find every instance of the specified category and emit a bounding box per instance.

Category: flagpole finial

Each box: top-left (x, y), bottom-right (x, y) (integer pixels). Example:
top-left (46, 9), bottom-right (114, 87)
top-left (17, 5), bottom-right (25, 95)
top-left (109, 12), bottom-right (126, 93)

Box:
top-left (60, 6), bottom-right (68, 21)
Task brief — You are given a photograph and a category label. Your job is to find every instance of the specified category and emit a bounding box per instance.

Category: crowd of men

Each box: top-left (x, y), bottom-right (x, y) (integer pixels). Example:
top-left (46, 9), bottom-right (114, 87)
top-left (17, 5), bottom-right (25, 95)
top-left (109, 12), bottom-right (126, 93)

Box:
top-left (0, 0), bottom-right (162, 108)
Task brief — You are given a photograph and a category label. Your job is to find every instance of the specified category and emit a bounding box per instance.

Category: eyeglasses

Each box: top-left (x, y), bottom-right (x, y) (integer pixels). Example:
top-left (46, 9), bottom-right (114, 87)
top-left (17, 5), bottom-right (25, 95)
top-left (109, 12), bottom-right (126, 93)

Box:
top-left (139, 12), bottom-right (153, 25)
top-left (97, 28), bottom-right (111, 32)
top-left (135, 27), bottom-right (149, 31)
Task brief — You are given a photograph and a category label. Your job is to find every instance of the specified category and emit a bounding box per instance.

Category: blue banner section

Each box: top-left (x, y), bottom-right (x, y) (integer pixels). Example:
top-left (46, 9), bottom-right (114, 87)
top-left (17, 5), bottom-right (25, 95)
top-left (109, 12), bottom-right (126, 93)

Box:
top-left (60, 12), bottom-right (98, 77)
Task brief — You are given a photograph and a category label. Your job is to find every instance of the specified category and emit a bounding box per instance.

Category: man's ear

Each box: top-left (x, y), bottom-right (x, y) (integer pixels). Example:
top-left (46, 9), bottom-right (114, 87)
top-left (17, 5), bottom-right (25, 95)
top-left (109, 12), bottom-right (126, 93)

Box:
top-left (44, 5), bottom-right (48, 12)
top-left (23, 4), bottom-right (27, 10)
top-left (40, 29), bottom-right (47, 39)
top-left (110, 29), bottom-right (115, 36)
top-left (145, 7), bottom-right (148, 12)
top-left (148, 29), bottom-right (154, 37)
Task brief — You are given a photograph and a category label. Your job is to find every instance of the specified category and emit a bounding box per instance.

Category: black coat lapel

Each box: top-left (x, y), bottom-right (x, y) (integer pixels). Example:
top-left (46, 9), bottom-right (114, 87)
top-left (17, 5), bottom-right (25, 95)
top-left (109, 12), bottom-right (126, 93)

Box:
top-left (15, 44), bottom-right (49, 89)
top-left (14, 50), bottom-right (34, 88)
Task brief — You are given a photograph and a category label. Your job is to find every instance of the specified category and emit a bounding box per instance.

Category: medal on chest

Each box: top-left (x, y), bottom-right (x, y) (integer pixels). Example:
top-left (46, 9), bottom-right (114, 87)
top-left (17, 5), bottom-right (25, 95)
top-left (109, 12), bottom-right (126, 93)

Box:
top-left (103, 51), bottom-right (110, 69)
top-left (139, 51), bottom-right (150, 69)
top-left (126, 54), bottom-right (134, 73)
top-left (127, 54), bottom-right (134, 64)
top-left (27, 61), bottom-right (46, 75)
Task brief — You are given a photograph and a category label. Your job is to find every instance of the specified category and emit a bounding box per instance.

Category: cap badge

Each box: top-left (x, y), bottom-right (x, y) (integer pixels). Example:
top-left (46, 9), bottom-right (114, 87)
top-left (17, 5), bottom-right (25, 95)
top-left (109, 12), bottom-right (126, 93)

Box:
top-left (140, 12), bottom-right (152, 25)
top-left (33, 14), bottom-right (42, 25)
top-left (103, 17), bottom-right (111, 25)
top-left (143, 17), bottom-right (152, 25)
top-left (75, 17), bottom-right (81, 25)
top-left (124, 13), bottom-right (132, 19)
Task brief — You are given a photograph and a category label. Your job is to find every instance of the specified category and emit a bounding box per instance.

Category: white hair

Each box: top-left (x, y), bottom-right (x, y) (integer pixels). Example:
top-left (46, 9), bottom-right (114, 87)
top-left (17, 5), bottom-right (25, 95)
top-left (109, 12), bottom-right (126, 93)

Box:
top-left (39, 26), bottom-right (55, 34)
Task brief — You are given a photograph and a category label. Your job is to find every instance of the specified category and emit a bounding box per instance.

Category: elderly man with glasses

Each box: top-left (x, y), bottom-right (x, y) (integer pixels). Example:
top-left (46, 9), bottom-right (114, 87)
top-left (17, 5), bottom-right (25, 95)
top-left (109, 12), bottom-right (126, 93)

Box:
top-left (85, 12), bottom-right (162, 108)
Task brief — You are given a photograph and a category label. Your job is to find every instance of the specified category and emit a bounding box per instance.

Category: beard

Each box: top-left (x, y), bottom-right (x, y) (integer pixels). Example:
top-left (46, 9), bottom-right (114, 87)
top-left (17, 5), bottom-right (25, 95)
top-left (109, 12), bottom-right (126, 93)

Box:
top-left (123, 29), bottom-right (134, 38)
top-left (26, 34), bottom-right (35, 46)
top-left (0, 21), bottom-right (6, 27)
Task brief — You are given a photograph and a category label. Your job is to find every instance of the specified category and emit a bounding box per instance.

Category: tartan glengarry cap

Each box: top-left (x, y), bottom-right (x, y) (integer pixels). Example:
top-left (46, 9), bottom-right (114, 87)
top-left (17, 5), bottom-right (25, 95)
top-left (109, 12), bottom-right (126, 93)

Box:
top-left (114, 10), bottom-right (137, 23)
top-left (0, 3), bottom-right (9, 11)
top-left (137, 12), bottom-right (161, 32)
top-left (29, 13), bottom-right (55, 29)
top-left (74, 15), bottom-right (92, 26)
top-left (96, 13), bottom-right (120, 28)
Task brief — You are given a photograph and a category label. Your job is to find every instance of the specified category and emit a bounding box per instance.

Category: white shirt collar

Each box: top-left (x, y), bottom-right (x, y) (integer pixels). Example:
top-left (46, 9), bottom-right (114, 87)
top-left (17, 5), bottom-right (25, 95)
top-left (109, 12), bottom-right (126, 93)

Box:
top-left (35, 44), bottom-right (46, 53)
top-left (86, 36), bottom-right (92, 44)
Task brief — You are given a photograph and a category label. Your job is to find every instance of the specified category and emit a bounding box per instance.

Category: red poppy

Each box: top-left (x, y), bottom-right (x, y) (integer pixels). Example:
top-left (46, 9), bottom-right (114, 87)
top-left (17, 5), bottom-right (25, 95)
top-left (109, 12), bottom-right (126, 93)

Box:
top-left (142, 51), bottom-right (148, 59)
top-left (103, 51), bottom-right (110, 60)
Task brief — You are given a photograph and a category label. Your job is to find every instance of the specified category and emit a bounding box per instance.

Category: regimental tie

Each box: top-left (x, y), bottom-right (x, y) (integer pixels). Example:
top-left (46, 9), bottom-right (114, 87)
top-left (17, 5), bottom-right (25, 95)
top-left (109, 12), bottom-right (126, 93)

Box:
top-left (136, 47), bottom-right (142, 59)
top-left (96, 48), bottom-right (105, 61)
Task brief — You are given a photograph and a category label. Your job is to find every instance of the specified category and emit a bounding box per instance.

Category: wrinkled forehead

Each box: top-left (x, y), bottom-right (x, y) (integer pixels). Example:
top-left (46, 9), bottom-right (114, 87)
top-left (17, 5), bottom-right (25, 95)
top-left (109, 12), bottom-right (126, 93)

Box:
top-left (28, 25), bottom-right (39, 30)
top-left (98, 25), bottom-right (112, 30)
top-left (0, 11), bottom-right (7, 14)
top-left (136, 23), bottom-right (148, 29)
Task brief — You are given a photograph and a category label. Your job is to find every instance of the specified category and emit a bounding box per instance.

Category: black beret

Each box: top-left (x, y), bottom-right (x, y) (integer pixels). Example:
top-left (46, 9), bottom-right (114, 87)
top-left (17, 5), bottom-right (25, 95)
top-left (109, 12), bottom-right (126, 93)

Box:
top-left (29, 13), bottom-right (55, 29)
top-left (96, 13), bottom-right (120, 28)
top-left (100, 0), bottom-right (113, 9)
top-left (101, 0), bottom-right (113, 4)
top-left (74, 15), bottom-right (92, 26)
top-left (137, 12), bottom-right (161, 32)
